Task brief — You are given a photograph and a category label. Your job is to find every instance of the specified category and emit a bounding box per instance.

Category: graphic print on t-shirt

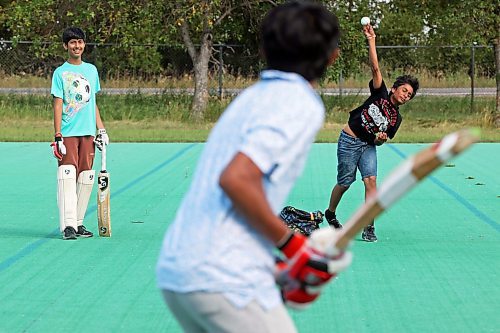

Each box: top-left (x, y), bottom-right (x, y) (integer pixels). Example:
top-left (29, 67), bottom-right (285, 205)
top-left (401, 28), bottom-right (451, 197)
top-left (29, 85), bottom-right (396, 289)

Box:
top-left (360, 98), bottom-right (397, 134)
top-left (62, 71), bottom-right (91, 119)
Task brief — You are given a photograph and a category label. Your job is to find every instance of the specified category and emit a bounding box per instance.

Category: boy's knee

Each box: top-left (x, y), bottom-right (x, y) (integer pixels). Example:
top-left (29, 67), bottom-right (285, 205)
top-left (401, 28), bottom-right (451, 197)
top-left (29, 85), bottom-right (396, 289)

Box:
top-left (337, 184), bottom-right (350, 191)
top-left (363, 176), bottom-right (377, 189)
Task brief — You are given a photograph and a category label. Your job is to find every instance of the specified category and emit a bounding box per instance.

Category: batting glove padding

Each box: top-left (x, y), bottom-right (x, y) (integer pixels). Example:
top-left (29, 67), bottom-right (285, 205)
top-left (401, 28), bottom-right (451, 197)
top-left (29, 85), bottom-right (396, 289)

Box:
top-left (276, 228), bottom-right (352, 309)
top-left (51, 133), bottom-right (66, 161)
top-left (94, 128), bottom-right (109, 151)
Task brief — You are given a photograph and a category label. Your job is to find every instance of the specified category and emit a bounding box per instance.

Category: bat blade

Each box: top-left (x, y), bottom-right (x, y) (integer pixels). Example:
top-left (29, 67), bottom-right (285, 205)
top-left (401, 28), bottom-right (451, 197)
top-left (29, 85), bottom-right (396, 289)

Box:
top-left (97, 171), bottom-right (111, 236)
top-left (97, 146), bottom-right (111, 237)
top-left (334, 128), bottom-right (480, 250)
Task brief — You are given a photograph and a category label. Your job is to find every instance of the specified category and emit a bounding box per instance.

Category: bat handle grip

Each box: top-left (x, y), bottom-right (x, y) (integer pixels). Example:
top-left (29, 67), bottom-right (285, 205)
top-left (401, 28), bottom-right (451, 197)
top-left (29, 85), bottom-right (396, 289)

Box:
top-left (101, 145), bottom-right (107, 171)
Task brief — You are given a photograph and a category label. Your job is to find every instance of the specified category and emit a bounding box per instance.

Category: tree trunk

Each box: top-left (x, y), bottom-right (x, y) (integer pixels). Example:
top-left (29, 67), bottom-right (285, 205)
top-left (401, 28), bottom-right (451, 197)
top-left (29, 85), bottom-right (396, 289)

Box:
top-left (494, 36), bottom-right (500, 127)
top-left (179, 17), bottom-right (213, 122)
top-left (191, 37), bottom-right (212, 121)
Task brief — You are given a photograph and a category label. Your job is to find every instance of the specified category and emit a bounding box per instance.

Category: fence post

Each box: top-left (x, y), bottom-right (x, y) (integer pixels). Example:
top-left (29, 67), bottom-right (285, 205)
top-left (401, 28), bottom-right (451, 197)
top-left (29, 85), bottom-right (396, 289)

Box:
top-left (470, 42), bottom-right (477, 113)
top-left (339, 62), bottom-right (343, 100)
top-left (218, 44), bottom-right (224, 99)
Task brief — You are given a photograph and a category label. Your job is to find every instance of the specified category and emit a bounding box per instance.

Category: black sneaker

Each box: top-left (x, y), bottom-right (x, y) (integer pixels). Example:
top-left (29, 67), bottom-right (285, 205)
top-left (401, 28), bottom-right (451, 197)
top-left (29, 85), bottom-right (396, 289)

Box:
top-left (362, 225), bottom-right (377, 242)
top-left (325, 210), bottom-right (343, 229)
top-left (63, 226), bottom-right (77, 240)
top-left (76, 225), bottom-right (93, 238)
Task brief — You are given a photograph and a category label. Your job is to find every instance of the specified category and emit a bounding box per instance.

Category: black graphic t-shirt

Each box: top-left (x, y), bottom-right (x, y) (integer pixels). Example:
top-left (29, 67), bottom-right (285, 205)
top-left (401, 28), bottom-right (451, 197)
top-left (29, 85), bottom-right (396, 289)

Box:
top-left (348, 80), bottom-right (402, 145)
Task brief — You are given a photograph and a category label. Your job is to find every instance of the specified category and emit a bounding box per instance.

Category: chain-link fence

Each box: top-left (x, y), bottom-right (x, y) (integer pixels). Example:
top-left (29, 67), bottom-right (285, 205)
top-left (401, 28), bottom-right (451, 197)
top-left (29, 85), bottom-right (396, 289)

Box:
top-left (0, 40), bottom-right (495, 90)
top-left (0, 40), bottom-right (262, 81)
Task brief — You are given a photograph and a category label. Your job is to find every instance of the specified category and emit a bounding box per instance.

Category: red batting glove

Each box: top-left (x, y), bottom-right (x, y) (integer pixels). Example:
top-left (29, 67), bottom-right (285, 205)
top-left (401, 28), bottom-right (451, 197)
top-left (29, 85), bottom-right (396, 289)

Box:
top-left (50, 133), bottom-right (66, 161)
top-left (276, 229), bottom-right (352, 309)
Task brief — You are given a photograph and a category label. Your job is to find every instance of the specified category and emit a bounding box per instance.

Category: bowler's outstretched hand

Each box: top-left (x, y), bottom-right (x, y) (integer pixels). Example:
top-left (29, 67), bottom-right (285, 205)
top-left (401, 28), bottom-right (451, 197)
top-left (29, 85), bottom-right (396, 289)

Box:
top-left (363, 24), bottom-right (376, 40)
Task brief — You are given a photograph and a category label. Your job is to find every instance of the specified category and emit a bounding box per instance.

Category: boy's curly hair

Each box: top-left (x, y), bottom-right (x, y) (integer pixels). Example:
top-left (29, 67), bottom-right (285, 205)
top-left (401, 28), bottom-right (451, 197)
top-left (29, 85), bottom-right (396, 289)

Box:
top-left (392, 75), bottom-right (419, 99)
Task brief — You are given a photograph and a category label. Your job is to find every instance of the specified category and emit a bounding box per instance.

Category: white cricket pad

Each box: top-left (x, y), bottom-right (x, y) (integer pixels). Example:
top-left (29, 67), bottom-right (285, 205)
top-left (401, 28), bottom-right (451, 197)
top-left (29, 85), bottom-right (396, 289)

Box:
top-left (57, 165), bottom-right (77, 232)
top-left (76, 170), bottom-right (95, 226)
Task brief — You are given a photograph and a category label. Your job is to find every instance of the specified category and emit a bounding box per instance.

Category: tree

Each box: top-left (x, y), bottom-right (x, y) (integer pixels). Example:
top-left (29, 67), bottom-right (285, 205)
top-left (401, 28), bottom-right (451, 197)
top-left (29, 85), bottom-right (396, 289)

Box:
top-left (322, 1), bottom-right (385, 83)
top-left (1, 0), bottom-right (168, 76)
top-left (420, 0), bottom-right (499, 123)
top-left (2, 0), bottom-right (497, 122)
top-left (370, 1), bottom-right (426, 75)
top-left (164, 0), bottom-right (276, 121)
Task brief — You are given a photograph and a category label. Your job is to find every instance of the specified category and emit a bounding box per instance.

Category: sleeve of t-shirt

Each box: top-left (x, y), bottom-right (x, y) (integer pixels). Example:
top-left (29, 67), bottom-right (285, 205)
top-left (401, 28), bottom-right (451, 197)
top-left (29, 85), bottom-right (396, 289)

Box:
top-left (239, 94), bottom-right (323, 180)
top-left (93, 65), bottom-right (101, 94)
top-left (50, 69), bottom-right (64, 99)
top-left (369, 79), bottom-right (387, 96)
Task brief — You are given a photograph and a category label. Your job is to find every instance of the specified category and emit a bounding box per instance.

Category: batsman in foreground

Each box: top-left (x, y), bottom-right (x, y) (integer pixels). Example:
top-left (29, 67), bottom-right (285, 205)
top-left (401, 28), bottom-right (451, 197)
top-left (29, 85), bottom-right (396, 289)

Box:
top-left (324, 21), bottom-right (419, 242)
top-left (51, 27), bottom-right (109, 240)
top-left (156, 2), bottom-right (351, 332)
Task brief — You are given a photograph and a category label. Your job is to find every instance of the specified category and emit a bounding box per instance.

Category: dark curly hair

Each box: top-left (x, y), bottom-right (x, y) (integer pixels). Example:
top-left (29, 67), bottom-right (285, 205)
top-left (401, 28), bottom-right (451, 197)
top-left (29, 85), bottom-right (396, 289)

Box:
top-left (392, 75), bottom-right (419, 99)
top-left (62, 27), bottom-right (86, 45)
top-left (260, 1), bottom-right (340, 81)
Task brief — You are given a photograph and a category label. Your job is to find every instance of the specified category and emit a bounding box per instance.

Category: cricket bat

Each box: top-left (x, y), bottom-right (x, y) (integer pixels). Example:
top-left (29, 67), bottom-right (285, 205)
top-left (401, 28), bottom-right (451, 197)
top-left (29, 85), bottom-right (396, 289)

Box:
top-left (97, 145), bottom-right (111, 237)
top-left (277, 129), bottom-right (479, 309)
top-left (332, 128), bottom-right (480, 250)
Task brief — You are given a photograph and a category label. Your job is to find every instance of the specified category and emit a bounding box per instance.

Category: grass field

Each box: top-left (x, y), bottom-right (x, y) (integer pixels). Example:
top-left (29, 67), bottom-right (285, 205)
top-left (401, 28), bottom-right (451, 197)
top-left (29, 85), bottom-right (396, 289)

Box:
top-left (0, 71), bottom-right (496, 89)
top-left (1, 94), bottom-right (499, 143)
top-left (0, 142), bottom-right (499, 332)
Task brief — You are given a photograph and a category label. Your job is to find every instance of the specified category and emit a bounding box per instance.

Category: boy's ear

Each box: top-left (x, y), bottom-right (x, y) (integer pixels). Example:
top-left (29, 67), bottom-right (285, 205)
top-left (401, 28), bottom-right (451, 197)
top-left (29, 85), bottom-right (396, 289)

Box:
top-left (63, 43), bottom-right (68, 50)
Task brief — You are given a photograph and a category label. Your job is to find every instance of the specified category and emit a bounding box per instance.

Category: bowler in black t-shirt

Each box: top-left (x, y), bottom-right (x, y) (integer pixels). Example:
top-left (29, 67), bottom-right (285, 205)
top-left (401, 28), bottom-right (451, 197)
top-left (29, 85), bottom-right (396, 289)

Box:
top-left (324, 22), bottom-right (419, 242)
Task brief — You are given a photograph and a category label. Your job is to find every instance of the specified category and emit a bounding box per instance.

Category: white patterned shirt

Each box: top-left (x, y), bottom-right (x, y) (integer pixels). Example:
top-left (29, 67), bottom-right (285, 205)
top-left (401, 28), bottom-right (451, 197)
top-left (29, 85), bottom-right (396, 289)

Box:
top-left (156, 70), bottom-right (325, 310)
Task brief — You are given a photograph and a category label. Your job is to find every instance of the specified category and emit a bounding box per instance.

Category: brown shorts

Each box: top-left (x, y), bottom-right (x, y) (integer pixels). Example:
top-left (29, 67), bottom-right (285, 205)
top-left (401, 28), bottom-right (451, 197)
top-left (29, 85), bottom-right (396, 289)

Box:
top-left (58, 136), bottom-right (95, 176)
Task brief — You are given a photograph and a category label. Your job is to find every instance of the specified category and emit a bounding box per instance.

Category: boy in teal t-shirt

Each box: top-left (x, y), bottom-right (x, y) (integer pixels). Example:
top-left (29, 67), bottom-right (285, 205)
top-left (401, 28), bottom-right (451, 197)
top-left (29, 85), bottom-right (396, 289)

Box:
top-left (50, 27), bottom-right (109, 240)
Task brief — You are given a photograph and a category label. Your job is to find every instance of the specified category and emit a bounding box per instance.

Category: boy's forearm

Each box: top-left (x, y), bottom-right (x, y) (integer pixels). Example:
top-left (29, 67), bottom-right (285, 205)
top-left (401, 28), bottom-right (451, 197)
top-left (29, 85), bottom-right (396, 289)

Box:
top-left (219, 153), bottom-right (290, 245)
top-left (367, 38), bottom-right (382, 83)
top-left (53, 115), bottom-right (62, 134)
top-left (367, 38), bottom-right (378, 71)
top-left (223, 179), bottom-right (289, 245)
top-left (368, 37), bottom-right (380, 74)
top-left (53, 98), bottom-right (62, 134)
top-left (95, 104), bottom-right (105, 129)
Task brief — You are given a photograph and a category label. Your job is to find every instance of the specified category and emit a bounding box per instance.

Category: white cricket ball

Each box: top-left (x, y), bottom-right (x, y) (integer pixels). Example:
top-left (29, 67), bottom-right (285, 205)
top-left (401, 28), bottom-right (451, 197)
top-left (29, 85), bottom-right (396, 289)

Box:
top-left (361, 17), bottom-right (370, 26)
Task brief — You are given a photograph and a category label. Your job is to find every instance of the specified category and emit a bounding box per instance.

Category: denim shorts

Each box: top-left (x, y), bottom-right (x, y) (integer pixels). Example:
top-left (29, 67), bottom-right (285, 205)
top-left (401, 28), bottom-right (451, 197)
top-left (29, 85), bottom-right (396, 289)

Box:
top-left (336, 130), bottom-right (377, 186)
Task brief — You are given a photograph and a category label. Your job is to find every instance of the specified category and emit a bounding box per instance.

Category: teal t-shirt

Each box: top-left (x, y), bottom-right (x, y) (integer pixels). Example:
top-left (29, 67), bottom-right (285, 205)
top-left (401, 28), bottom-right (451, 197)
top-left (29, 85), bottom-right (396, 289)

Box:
top-left (51, 61), bottom-right (101, 137)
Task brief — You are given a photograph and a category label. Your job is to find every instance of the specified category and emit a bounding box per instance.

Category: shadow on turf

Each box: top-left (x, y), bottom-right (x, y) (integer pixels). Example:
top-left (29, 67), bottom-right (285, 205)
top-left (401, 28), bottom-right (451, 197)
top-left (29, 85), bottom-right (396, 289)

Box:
top-left (0, 227), bottom-right (61, 239)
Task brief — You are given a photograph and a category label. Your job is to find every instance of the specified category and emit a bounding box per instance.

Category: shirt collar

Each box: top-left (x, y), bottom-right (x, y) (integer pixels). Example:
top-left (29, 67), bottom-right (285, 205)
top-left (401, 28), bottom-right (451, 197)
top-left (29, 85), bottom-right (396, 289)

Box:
top-left (260, 70), bottom-right (310, 86)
